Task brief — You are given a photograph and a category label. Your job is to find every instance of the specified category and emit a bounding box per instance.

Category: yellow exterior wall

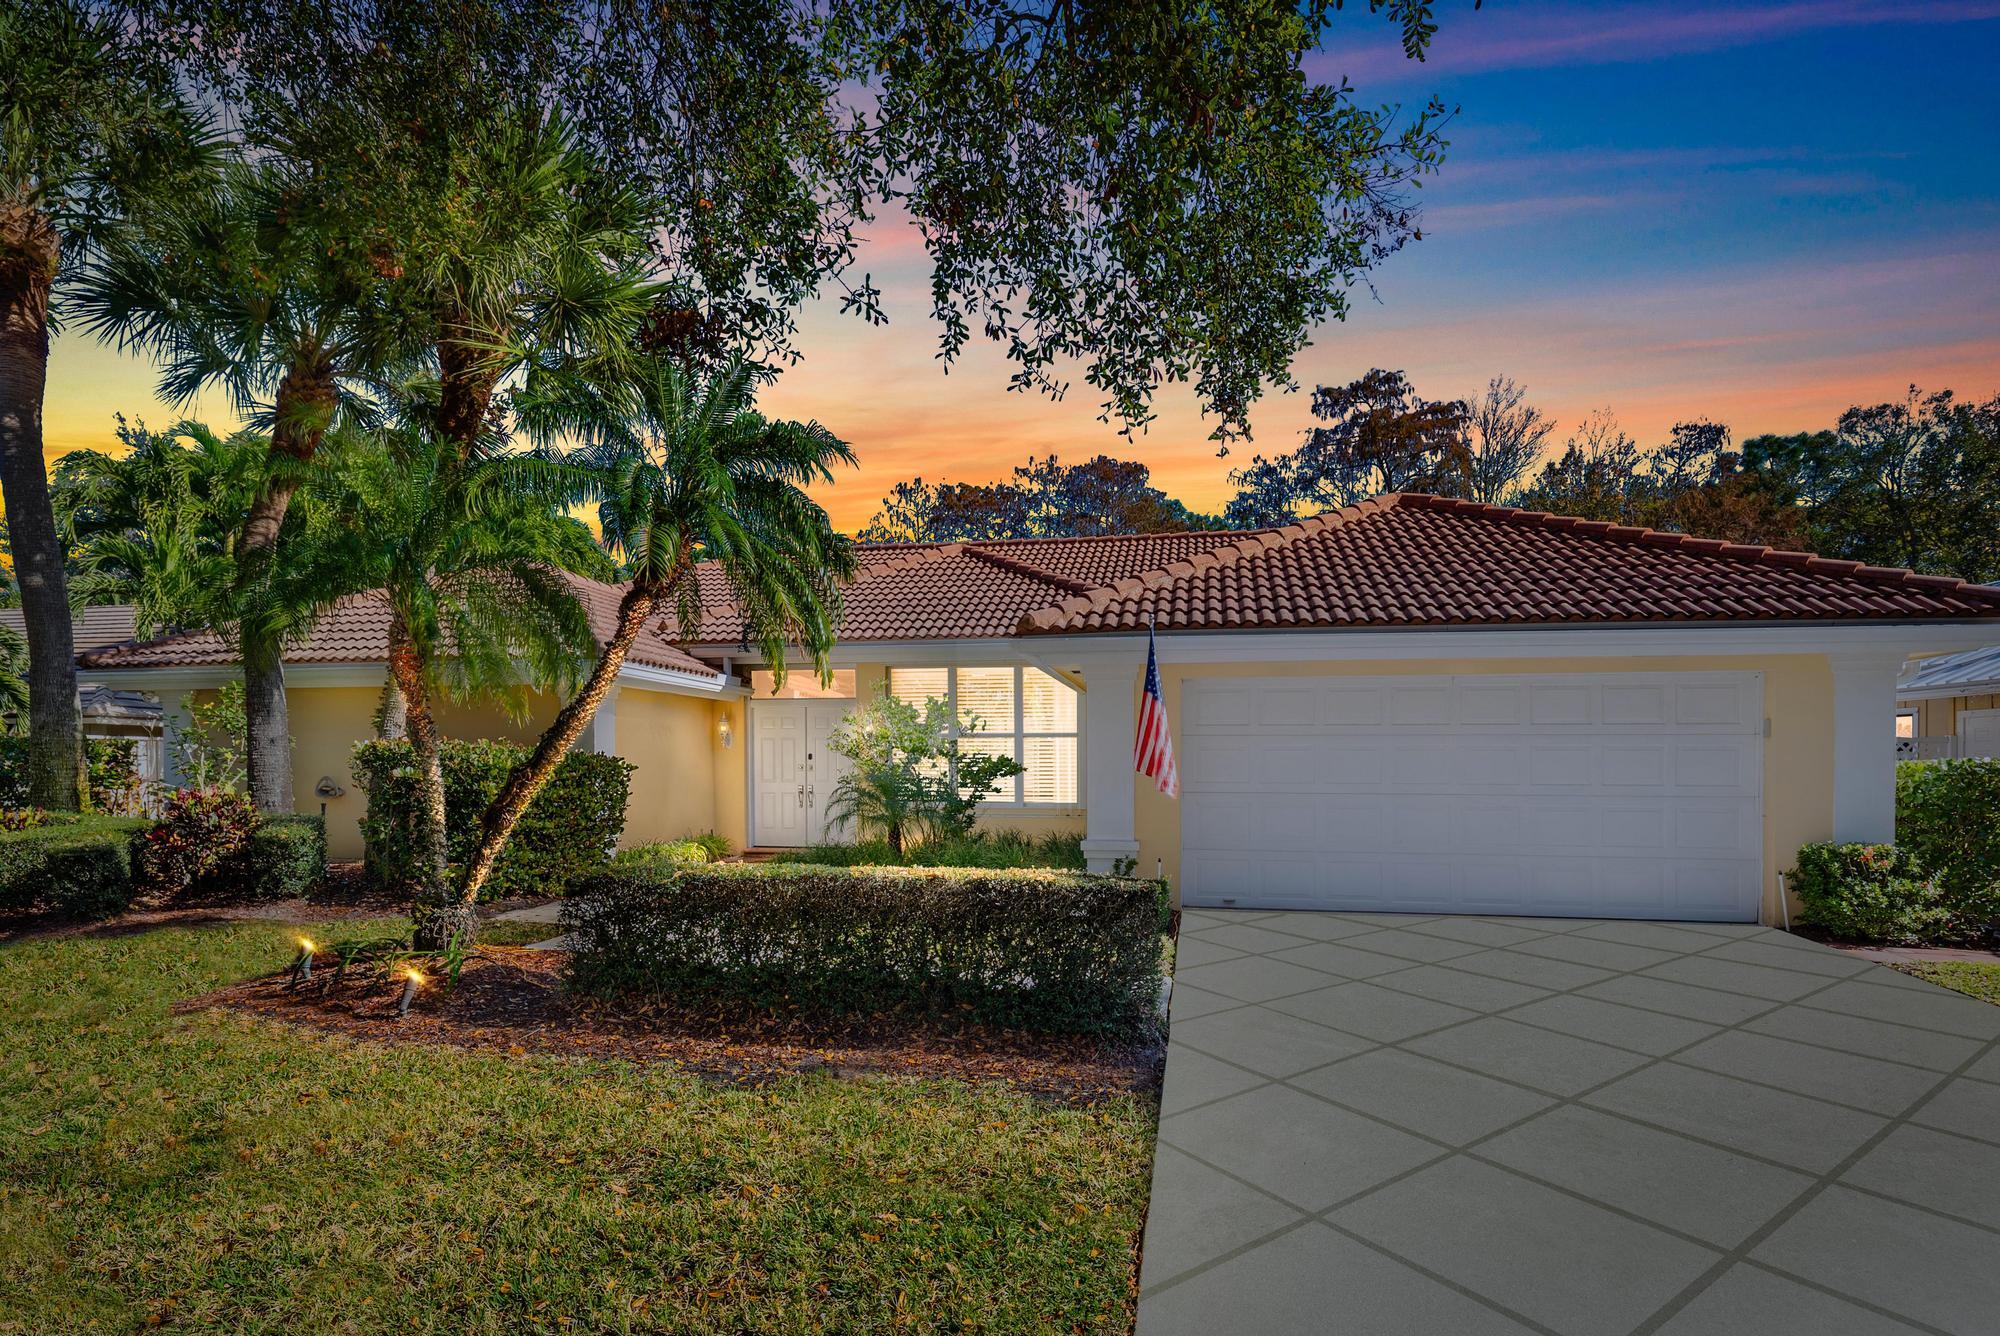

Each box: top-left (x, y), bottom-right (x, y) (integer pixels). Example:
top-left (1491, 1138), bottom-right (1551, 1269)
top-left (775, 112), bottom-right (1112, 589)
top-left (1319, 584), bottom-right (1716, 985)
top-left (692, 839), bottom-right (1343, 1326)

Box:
top-left (286, 686), bottom-right (382, 861)
top-left (709, 696), bottom-right (748, 851)
top-left (616, 687), bottom-right (725, 847)
top-left (1903, 692), bottom-right (2000, 738)
top-left (1132, 655), bottom-right (1837, 924)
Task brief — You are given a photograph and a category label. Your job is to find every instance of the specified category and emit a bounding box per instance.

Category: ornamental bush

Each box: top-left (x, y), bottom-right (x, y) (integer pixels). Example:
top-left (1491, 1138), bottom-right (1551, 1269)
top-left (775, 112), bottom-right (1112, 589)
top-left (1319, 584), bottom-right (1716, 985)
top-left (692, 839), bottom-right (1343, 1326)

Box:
top-left (0, 816), bottom-right (150, 917)
top-left (214, 815), bottom-right (327, 901)
top-left (0, 738), bottom-right (143, 812)
top-left (1897, 759), bottom-right (2000, 920)
top-left (134, 788), bottom-right (260, 899)
top-left (353, 739), bottom-right (633, 899)
top-left (564, 862), bottom-right (1167, 1036)
top-left (1789, 842), bottom-right (1963, 945)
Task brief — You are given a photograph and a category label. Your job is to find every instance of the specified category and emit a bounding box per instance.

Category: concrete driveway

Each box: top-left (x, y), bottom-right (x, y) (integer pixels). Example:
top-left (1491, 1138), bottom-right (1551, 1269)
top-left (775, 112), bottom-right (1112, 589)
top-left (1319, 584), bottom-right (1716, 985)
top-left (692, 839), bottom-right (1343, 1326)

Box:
top-left (1142, 910), bottom-right (2000, 1336)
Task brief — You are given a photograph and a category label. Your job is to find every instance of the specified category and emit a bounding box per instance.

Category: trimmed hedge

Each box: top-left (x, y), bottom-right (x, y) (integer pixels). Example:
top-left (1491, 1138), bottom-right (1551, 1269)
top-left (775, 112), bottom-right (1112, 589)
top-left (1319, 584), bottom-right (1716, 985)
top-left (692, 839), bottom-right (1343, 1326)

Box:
top-left (353, 739), bottom-right (633, 899)
top-left (564, 862), bottom-right (1167, 1036)
top-left (0, 816), bottom-right (151, 918)
top-left (788, 829), bottom-right (1086, 871)
top-left (217, 815), bottom-right (327, 901)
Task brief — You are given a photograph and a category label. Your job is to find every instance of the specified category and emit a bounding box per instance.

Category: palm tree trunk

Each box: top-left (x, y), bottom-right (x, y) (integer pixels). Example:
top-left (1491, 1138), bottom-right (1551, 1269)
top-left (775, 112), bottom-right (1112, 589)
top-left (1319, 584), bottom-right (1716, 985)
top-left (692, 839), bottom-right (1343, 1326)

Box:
top-left (0, 201), bottom-right (84, 811)
top-left (236, 360), bottom-right (334, 812)
top-left (376, 673), bottom-right (408, 740)
top-left (456, 582), bottom-right (659, 903)
top-left (392, 627), bottom-right (465, 952)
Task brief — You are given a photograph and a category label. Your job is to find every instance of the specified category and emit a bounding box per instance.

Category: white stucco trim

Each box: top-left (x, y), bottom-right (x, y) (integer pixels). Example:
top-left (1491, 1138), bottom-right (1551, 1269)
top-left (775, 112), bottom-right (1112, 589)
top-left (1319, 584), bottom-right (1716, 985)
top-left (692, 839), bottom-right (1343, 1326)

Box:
top-left (81, 658), bottom-right (736, 699)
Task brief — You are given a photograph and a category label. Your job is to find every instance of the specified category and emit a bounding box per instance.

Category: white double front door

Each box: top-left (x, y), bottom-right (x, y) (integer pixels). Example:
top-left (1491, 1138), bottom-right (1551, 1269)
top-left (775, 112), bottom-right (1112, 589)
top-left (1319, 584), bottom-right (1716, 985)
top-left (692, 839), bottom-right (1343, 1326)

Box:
top-left (750, 700), bottom-right (855, 847)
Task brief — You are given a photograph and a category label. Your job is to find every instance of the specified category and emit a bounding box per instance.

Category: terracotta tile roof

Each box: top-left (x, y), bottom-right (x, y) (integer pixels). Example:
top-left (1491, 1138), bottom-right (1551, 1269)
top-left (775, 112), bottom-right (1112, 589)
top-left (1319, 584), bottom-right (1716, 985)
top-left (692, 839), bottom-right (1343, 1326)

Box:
top-left (694, 530), bottom-right (1250, 643)
top-left (1017, 494), bottom-right (2000, 633)
top-left (77, 576), bottom-right (720, 678)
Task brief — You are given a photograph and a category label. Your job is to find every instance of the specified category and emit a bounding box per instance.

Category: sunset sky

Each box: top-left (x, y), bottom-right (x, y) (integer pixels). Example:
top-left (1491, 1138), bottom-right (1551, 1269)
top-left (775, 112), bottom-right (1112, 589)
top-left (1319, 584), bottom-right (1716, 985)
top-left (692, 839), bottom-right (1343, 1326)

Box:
top-left (41, 0), bottom-right (2000, 532)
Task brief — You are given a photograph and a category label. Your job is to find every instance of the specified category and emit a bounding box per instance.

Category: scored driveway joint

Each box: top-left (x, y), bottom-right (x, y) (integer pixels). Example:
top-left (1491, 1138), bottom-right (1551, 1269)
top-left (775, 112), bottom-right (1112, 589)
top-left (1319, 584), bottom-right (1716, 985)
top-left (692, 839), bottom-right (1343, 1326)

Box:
top-left (1140, 910), bottom-right (2000, 1336)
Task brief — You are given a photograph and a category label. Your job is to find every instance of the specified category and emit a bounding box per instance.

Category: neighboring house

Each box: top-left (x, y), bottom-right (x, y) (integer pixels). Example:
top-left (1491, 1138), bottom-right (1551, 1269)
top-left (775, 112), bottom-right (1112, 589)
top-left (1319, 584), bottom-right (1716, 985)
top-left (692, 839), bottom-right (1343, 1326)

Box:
top-left (1896, 645), bottom-right (2000, 759)
top-left (77, 494), bottom-right (2000, 924)
top-left (1, 605), bottom-right (167, 781)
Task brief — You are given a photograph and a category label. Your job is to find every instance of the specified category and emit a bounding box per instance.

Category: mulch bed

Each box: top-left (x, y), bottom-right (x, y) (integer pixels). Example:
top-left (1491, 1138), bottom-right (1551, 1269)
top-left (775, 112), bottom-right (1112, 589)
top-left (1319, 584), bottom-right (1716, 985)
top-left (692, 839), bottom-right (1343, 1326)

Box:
top-left (177, 946), bottom-right (1163, 1105)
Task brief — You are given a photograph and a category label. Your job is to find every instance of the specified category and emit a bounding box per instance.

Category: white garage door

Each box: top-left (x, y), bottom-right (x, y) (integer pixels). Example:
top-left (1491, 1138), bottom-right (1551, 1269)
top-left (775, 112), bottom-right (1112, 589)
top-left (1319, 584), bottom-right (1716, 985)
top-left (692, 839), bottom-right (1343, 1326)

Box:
top-left (1180, 673), bottom-right (1764, 921)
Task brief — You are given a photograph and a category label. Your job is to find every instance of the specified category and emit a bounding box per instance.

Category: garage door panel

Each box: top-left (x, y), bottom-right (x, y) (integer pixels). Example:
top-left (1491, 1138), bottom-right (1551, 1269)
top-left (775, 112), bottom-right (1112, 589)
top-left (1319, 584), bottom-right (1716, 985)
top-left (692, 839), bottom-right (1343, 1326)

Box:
top-left (1390, 683), bottom-right (1452, 726)
top-left (1530, 683), bottom-right (1595, 725)
top-left (1322, 686), bottom-right (1387, 727)
top-left (1181, 673), bottom-right (1763, 921)
top-left (1674, 740), bottom-right (1756, 789)
top-left (1457, 799), bottom-right (1523, 854)
top-left (1597, 803), bottom-right (1669, 852)
top-left (1528, 744), bottom-right (1596, 788)
top-left (1602, 683), bottom-right (1669, 725)
top-left (1458, 683), bottom-right (1526, 725)
top-left (1601, 743), bottom-right (1669, 787)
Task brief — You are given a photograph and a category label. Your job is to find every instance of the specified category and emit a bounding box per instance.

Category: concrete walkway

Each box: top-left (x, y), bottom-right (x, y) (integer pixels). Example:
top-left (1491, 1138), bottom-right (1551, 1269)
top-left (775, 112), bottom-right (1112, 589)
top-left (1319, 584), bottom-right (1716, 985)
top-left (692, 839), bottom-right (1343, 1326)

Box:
top-left (1142, 910), bottom-right (2000, 1336)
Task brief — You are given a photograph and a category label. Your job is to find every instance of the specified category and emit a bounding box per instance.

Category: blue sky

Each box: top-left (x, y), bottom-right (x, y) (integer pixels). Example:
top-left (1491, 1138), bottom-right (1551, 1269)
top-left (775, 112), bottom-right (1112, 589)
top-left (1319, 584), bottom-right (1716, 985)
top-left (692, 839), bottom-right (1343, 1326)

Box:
top-left (45, 0), bottom-right (2000, 527)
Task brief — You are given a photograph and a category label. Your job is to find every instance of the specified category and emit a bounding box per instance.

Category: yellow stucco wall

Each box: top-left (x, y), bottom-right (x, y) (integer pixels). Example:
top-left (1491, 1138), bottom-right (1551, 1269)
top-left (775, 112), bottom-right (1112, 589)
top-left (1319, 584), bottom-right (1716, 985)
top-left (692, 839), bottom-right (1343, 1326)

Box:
top-left (1903, 692), bottom-right (1999, 739)
top-left (617, 687), bottom-right (726, 847)
top-left (1132, 655), bottom-right (1837, 924)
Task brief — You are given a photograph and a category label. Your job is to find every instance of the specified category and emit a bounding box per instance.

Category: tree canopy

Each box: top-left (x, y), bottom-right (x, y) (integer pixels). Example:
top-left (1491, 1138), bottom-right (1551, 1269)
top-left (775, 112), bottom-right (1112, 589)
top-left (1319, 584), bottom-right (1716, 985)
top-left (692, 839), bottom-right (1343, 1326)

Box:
top-left (123, 0), bottom-right (1452, 440)
top-left (860, 454), bottom-right (1219, 542)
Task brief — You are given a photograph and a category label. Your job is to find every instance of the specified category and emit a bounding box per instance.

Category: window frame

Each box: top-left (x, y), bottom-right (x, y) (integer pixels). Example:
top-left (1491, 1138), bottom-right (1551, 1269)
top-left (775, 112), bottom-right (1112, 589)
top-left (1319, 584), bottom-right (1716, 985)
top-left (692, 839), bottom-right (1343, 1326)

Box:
top-left (887, 665), bottom-right (1082, 808)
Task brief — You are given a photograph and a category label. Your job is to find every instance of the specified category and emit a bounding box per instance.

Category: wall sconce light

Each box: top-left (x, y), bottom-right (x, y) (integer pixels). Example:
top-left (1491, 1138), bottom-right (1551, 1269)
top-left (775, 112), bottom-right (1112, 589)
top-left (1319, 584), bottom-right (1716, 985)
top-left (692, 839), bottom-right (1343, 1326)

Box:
top-left (719, 714), bottom-right (734, 749)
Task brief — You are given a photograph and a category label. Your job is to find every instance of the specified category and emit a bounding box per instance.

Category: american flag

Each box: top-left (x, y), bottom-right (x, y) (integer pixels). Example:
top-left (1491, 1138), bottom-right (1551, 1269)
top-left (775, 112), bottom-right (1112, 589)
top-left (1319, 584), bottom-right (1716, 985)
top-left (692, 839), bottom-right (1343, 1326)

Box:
top-left (1134, 624), bottom-right (1178, 798)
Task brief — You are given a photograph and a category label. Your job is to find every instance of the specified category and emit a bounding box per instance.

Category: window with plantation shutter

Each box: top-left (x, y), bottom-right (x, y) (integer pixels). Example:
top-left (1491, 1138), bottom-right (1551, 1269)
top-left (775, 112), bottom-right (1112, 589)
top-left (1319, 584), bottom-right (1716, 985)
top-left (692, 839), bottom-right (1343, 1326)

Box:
top-left (884, 666), bottom-right (1081, 806)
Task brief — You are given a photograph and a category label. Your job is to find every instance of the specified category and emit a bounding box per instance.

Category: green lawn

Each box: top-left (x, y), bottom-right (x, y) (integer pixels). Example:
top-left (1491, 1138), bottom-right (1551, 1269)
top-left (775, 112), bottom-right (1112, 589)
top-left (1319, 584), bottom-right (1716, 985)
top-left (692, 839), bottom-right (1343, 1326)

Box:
top-left (0, 920), bottom-right (1154, 1333)
top-left (1895, 959), bottom-right (2000, 1005)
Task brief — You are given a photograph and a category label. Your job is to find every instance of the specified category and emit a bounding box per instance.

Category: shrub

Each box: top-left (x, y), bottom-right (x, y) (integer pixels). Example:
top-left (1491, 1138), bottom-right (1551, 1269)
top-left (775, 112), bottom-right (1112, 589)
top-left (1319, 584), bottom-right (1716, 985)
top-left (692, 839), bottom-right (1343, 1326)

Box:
top-left (1789, 842), bottom-right (1964, 945)
top-left (216, 815), bottom-right (327, 901)
top-left (686, 830), bottom-right (732, 862)
top-left (134, 788), bottom-right (259, 898)
top-left (1897, 759), bottom-right (2000, 920)
top-left (610, 840), bottom-right (716, 874)
top-left (0, 816), bottom-right (151, 917)
top-left (790, 829), bottom-right (1086, 871)
top-left (353, 739), bottom-right (633, 899)
top-left (564, 862), bottom-right (1166, 1036)
top-left (823, 692), bottom-right (1023, 853)
top-left (0, 738), bottom-right (144, 812)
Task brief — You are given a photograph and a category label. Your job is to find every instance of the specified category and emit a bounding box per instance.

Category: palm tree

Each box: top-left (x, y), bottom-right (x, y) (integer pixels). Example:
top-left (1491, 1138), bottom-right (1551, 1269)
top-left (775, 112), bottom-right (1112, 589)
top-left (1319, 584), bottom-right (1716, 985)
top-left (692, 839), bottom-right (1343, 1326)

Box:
top-left (53, 420), bottom-right (272, 639)
top-left (392, 108), bottom-right (659, 457)
top-left (73, 155), bottom-right (412, 812)
top-left (285, 426), bottom-right (610, 949)
top-left (0, 1), bottom-right (208, 808)
top-left (453, 356), bottom-right (857, 905)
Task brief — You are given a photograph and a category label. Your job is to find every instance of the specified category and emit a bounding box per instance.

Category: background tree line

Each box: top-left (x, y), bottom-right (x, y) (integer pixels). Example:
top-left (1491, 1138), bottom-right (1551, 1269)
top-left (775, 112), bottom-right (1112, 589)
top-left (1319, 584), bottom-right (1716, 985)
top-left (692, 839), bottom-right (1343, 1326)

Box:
top-left (863, 372), bottom-right (2000, 586)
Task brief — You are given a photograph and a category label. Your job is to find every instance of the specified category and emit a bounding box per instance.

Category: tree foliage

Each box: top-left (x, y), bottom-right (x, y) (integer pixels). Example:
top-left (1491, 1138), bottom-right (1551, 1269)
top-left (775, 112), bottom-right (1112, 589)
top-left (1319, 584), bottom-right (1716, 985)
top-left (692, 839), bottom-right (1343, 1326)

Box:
top-left (1744, 388), bottom-right (2000, 582)
top-left (860, 454), bottom-right (1218, 542)
top-left (124, 0), bottom-right (1454, 438)
top-left (1223, 368), bottom-right (1471, 526)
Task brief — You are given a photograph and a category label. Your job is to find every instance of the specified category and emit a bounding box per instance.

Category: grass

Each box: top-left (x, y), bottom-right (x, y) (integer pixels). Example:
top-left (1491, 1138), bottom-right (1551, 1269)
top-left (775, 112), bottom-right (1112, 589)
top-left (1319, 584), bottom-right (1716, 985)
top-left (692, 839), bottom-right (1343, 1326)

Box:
top-left (1894, 959), bottom-right (2000, 1004)
top-left (788, 830), bottom-right (1085, 871)
top-left (475, 917), bottom-right (565, 948)
top-left (0, 919), bottom-right (1154, 1333)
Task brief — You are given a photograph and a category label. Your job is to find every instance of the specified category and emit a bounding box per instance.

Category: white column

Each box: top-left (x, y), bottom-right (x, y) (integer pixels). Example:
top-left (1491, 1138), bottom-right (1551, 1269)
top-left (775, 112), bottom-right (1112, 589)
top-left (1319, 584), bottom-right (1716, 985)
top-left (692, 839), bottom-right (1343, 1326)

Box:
top-left (577, 685), bottom-right (619, 755)
top-left (1078, 653), bottom-right (1143, 874)
top-left (159, 690), bottom-right (193, 787)
top-left (1829, 651), bottom-right (1902, 844)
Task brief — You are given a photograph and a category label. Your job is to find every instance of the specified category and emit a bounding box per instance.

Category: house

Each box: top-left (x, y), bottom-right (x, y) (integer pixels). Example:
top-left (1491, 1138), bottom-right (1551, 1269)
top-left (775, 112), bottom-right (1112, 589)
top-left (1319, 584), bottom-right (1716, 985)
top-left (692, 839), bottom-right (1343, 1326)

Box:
top-left (77, 494), bottom-right (2000, 924)
top-left (1896, 644), bottom-right (2000, 759)
top-left (2, 605), bottom-right (168, 781)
